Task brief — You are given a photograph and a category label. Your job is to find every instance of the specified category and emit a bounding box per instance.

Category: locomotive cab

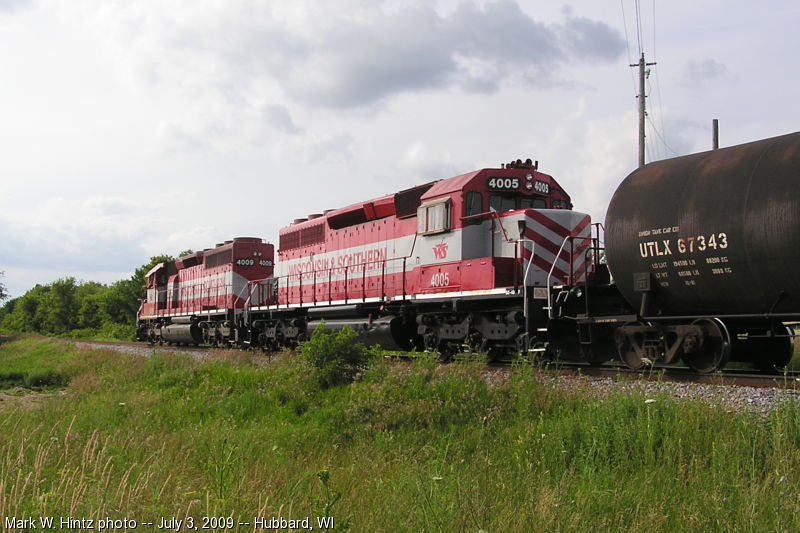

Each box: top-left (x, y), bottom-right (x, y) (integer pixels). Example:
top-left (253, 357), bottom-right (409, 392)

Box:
top-left (411, 158), bottom-right (585, 295)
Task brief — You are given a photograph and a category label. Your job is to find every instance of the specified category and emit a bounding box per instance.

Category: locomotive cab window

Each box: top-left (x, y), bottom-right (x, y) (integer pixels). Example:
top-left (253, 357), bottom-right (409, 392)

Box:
top-left (551, 199), bottom-right (569, 209)
top-left (489, 194), bottom-right (516, 213)
top-left (491, 194), bottom-right (545, 212)
top-left (519, 197), bottom-right (547, 209)
top-left (417, 198), bottom-right (451, 235)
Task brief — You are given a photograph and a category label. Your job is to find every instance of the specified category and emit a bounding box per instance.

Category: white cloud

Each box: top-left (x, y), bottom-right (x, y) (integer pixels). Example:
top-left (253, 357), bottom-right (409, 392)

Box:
top-left (0, 0), bottom-right (798, 301)
top-left (680, 58), bottom-right (730, 91)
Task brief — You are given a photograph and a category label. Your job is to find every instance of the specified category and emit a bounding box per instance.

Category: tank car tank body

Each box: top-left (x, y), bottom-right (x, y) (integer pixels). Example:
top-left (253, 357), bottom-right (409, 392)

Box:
top-left (550, 132), bottom-right (799, 372)
top-left (606, 132), bottom-right (800, 318)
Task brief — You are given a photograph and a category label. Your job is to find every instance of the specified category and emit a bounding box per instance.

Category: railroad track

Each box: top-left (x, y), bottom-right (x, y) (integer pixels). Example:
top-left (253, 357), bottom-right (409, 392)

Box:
top-left (531, 361), bottom-right (800, 391)
top-left (71, 339), bottom-right (800, 391)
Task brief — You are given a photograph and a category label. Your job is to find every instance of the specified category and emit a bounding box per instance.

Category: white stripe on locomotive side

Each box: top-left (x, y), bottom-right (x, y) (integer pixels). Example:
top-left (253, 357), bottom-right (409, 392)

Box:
top-left (277, 210), bottom-right (592, 288)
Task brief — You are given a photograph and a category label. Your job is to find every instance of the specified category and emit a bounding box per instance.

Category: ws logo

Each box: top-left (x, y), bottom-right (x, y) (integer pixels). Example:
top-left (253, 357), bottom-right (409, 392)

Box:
top-left (432, 240), bottom-right (449, 259)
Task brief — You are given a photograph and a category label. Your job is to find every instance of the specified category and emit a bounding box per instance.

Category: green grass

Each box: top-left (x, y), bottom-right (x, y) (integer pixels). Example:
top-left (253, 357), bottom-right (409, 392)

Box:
top-left (0, 338), bottom-right (799, 531)
top-left (0, 337), bottom-right (82, 389)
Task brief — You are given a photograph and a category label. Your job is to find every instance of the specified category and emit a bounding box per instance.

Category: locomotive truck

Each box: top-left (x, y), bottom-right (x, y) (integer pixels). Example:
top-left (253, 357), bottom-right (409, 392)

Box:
top-left (137, 132), bottom-right (800, 373)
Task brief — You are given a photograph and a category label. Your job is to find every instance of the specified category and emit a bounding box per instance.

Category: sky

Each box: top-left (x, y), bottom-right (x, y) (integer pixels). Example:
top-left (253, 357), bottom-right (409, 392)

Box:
top-left (1, 0), bottom-right (798, 299)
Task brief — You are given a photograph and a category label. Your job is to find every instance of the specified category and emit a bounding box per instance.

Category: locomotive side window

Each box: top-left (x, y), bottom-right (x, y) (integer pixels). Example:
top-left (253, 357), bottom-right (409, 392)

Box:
top-left (417, 199), bottom-right (451, 235)
top-left (205, 249), bottom-right (232, 269)
top-left (464, 191), bottom-right (482, 226)
top-left (465, 191), bottom-right (482, 216)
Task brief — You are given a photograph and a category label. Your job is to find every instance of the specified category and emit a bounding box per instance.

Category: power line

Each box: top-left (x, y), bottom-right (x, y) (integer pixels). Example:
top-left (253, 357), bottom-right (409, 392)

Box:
top-left (647, 114), bottom-right (679, 157)
top-left (634, 0), bottom-right (644, 56)
top-left (619, 0), bottom-right (638, 97)
top-left (623, 0), bottom-right (677, 164)
top-left (649, 0), bottom-right (671, 159)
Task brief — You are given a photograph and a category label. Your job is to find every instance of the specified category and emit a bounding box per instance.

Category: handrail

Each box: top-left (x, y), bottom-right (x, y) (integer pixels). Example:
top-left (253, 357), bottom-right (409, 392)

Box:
top-left (518, 239), bottom-right (536, 342)
top-left (546, 235), bottom-right (573, 320)
top-left (266, 253), bottom-right (414, 307)
top-left (462, 210), bottom-right (517, 244)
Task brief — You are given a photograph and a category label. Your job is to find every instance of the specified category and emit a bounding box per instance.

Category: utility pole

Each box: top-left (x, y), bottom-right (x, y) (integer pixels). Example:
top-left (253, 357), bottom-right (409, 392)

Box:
top-left (630, 52), bottom-right (656, 168)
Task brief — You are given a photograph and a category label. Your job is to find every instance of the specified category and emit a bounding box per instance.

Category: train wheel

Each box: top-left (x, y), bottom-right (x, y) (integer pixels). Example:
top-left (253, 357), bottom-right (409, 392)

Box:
top-left (615, 322), bottom-right (649, 370)
top-left (466, 331), bottom-right (484, 356)
top-left (438, 342), bottom-right (457, 363)
top-left (683, 318), bottom-right (730, 373)
top-left (423, 330), bottom-right (439, 354)
top-left (483, 343), bottom-right (505, 363)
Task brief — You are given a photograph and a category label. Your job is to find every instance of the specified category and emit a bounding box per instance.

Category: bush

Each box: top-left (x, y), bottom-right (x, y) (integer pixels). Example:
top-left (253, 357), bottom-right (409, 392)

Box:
top-left (301, 322), bottom-right (376, 389)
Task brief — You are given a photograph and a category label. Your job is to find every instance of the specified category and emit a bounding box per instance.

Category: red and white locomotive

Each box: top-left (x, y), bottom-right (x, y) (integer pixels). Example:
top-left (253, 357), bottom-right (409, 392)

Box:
top-left (138, 237), bottom-right (274, 346)
top-left (137, 158), bottom-right (594, 358)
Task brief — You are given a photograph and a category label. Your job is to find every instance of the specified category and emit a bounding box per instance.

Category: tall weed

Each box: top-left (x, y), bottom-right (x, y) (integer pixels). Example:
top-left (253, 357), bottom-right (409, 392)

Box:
top-left (0, 338), bottom-right (799, 531)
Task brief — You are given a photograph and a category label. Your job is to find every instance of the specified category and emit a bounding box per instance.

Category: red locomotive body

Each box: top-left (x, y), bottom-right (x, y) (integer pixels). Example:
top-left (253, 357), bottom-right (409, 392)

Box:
top-left (270, 160), bottom-right (584, 305)
top-left (241, 159), bottom-right (592, 355)
top-left (138, 237), bottom-right (274, 345)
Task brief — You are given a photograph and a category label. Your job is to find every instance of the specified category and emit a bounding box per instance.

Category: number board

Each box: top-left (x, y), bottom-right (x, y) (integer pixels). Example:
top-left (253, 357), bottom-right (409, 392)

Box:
top-left (486, 177), bottom-right (520, 190)
top-left (236, 258), bottom-right (274, 267)
top-left (533, 180), bottom-right (549, 195)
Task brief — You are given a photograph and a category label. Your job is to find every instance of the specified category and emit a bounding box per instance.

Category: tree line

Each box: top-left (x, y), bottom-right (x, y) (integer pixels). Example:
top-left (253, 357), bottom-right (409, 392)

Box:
top-left (0, 254), bottom-right (175, 340)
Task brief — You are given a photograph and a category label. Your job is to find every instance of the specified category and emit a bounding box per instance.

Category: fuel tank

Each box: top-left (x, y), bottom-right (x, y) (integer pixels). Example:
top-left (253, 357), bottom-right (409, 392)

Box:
top-left (307, 316), bottom-right (415, 351)
top-left (160, 323), bottom-right (203, 344)
top-left (605, 132), bottom-right (800, 318)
